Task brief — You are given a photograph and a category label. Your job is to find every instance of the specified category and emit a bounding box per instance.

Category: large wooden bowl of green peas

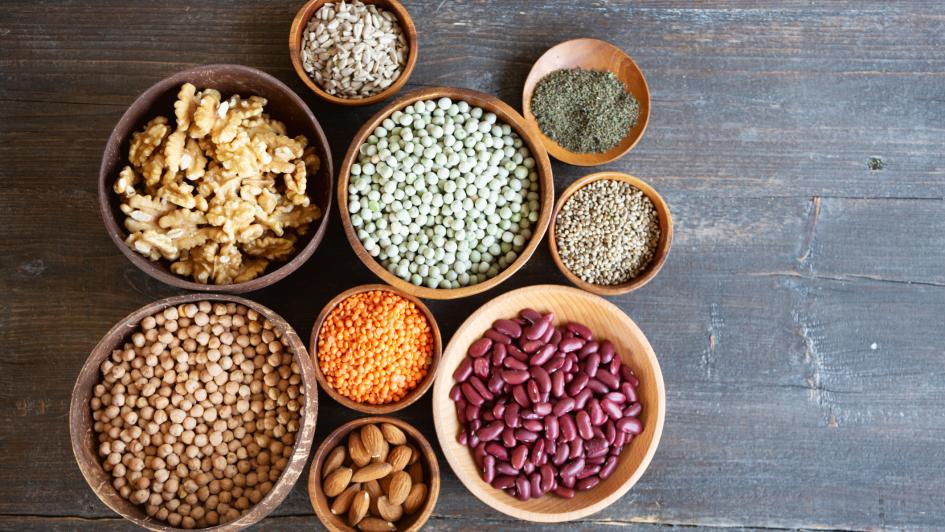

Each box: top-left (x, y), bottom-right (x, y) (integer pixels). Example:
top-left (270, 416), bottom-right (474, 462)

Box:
top-left (338, 86), bottom-right (554, 300)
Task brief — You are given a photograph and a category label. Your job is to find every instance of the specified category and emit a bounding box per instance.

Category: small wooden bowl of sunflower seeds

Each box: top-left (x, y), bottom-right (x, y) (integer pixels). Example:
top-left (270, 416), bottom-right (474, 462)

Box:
top-left (549, 172), bottom-right (673, 296)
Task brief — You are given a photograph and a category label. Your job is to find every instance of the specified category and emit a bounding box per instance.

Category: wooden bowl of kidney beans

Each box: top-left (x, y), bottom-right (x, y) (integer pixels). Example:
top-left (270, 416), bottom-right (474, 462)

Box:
top-left (432, 284), bottom-right (666, 522)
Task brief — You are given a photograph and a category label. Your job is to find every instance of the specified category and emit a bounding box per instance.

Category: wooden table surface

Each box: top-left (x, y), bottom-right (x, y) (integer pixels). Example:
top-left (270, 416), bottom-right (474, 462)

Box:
top-left (2, 1), bottom-right (943, 530)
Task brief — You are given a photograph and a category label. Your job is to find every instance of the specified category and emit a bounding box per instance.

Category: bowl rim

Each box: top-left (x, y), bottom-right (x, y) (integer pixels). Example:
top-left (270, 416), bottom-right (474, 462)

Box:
top-left (522, 37), bottom-right (651, 166)
top-left (97, 63), bottom-right (334, 294)
top-left (336, 86), bottom-right (555, 300)
top-left (308, 415), bottom-right (441, 532)
top-left (289, 0), bottom-right (419, 106)
top-left (68, 293), bottom-right (319, 531)
top-left (431, 284), bottom-right (666, 522)
top-left (308, 283), bottom-right (442, 414)
top-left (548, 171), bottom-right (673, 296)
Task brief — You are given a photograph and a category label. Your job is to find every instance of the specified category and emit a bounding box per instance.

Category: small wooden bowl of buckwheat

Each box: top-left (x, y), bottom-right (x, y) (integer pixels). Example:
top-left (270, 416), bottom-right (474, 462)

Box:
top-left (290, 0), bottom-right (418, 106)
top-left (549, 172), bottom-right (673, 296)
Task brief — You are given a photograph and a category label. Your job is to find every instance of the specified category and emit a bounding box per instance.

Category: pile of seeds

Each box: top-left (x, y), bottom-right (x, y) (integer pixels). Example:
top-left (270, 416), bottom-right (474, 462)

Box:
top-left (530, 68), bottom-right (639, 153)
top-left (555, 180), bottom-right (660, 285)
top-left (319, 422), bottom-right (430, 530)
top-left (301, 1), bottom-right (408, 99)
top-left (348, 97), bottom-right (541, 289)
top-left (317, 290), bottom-right (433, 405)
top-left (90, 301), bottom-right (303, 528)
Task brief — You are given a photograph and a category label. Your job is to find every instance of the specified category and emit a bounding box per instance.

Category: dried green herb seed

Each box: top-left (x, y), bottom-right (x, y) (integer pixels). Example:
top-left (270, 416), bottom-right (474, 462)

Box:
top-left (530, 68), bottom-right (639, 154)
top-left (555, 180), bottom-right (660, 285)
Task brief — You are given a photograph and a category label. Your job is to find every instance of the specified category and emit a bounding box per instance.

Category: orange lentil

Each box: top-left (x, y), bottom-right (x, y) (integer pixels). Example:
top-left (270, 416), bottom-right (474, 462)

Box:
top-left (317, 290), bottom-right (433, 405)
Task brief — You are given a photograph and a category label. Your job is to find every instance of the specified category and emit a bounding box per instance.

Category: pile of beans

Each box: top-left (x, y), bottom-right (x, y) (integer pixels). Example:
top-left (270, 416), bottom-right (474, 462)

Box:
top-left (90, 302), bottom-right (304, 528)
top-left (450, 309), bottom-right (642, 500)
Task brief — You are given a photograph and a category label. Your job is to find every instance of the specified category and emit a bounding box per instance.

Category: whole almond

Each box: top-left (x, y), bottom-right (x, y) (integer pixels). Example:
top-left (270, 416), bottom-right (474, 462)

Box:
top-left (324, 466), bottom-right (353, 497)
top-left (386, 470), bottom-right (412, 506)
top-left (348, 489), bottom-right (370, 526)
top-left (349, 432), bottom-right (372, 467)
top-left (387, 445), bottom-right (412, 472)
top-left (403, 482), bottom-right (427, 514)
top-left (357, 517), bottom-right (396, 532)
top-left (352, 462), bottom-right (393, 483)
top-left (376, 495), bottom-right (404, 522)
top-left (407, 461), bottom-right (424, 484)
top-left (380, 423), bottom-right (407, 445)
top-left (323, 445), bottom-right (347, 478)
top-left (361, 424), bottom-right (385, 458)
top-left (378, 472), bottom-right (393, 493)
top-left (406, 444), bottom-right (420, 465)
top-left (364, 479), bottom-right (383, 517)
top-left (330, 483), bottom-right (361, 515)
top-left (372, 436), bottom-right (389, 463)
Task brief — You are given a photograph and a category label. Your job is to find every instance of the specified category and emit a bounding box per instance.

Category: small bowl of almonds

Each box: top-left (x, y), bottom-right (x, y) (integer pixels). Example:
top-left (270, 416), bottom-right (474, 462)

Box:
top-left (309, 417), bottom-right (440, 531)
top-left (289, 0), bottom-right (418, 106)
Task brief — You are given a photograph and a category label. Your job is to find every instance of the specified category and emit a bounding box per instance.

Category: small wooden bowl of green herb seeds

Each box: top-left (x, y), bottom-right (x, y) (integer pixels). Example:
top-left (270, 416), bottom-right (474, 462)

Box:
top-left (522, 38), bottom-right (650, 166)
top-left (549, 172), bottom-right (672, 296)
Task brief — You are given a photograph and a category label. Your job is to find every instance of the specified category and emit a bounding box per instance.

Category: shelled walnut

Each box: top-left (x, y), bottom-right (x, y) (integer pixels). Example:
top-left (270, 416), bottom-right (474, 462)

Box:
top-left (115, 83), bottom-right (323, 285)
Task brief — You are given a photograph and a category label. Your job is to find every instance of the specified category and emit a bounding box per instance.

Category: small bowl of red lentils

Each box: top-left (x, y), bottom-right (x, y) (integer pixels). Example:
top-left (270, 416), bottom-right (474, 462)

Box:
top-left (310, 284), bottom-right (442, 414)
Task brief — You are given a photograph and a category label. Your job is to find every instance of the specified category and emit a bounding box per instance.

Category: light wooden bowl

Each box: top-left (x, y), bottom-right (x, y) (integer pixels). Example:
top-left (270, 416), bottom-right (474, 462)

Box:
top-left (289, 0), bottom-right (418, 106)
top-left (309, 284), bottom-right (442, 414)
top-left (308, 416), bottom-right (440, 532)
top-left (69, 294), bottom-right (319, 532)
top-left (99, 64), bottom-right (333, 293)
top-left (549, 172), bottom-right (673, 296)
top-left (337, 86), bottom-right (555, 300)
top-left (522, 38), bottom-right (651, 166)
top-left (431, 284), bottom-right (665, 522)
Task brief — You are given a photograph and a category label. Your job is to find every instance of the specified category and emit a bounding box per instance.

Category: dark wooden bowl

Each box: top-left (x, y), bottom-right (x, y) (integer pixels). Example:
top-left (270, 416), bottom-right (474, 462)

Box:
top-left (69, 294), bottom-right (319, 531)
top-left (309, 284), bottom-right (442, 414)
top-left (337, 87), bottom-right (555, 300)
top-left (549, 172), bottom-right (673, 296)
top-left (522, 38), bottom-right (651, 166)
top-left (308, 416), bottom-right (440, 532)
top-left (98, 64), bottom-right (334, 293)
top-left (289, 0), bottom-right (418, 106)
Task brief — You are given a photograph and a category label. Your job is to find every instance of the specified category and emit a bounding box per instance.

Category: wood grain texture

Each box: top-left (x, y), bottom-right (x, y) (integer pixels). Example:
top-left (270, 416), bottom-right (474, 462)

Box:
top-left (1, 1), bottom-right (944, 531)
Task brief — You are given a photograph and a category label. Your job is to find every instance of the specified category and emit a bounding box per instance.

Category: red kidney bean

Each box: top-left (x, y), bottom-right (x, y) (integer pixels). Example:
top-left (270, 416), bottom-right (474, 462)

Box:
top-left (542, 326), bottom-right (556, 345)
top-left (577, 476), bottom-right (600, 491)
top-left (531, 438), bottom-right (545, 462)
top-left (592, 426), bottom-right (605, 440)
top-left (583, 352), bottom-right (601, 378)
top-left (512, 384), bottom-right (531, 408)
top-left (502, 356), bottom-right (528, 371)
top-left (520, 408), bottom-right (542, 420)
top-left (550, 369), bottom-right (566, 397)
top-left (566, 322), bottom-right (593, 340)
top-left (449, 383), bottom-right (463, 401)
top-left (558, 337), bottom-right (584, 353)
top-left (529, 343), bottom-right (556, 366)
top-left (483, 329), bottom-right (511, 345)
top-left (492, 319), bottom-right (522, 338)
top-left (561, 457), bottom-right (584, 477)
top-left (544, 354), bottom-right (566, 374)
top-left (453, 358), bottom-right (474, 382)
top-left (492, 474), bottom-right (515, 490)
top-left (577, 464), bottom-right (601, 479)
top-left (544, 437), bottom-right (557, 456)
top-left (461, 382), bottom-right (485, 406)
top-left (496, 461), bottom-right (518, 476)
top-left (553, 444), bottom-right (569, 465)
top-left (619, 363), bottom-right (633, 381)
top-left (562, 474), bottom-right (576, 488)
top-left (515, 475), bottom-right (531, 500)
top-left (482, 410), bottom-right (496, 422)
top-left (586, 454), bottom-right (606, 465)
top-left (501, 369), bottom-right (529, 385)
top-left (586, 378), bottom-right (608, 394)
top-left (474, 442), bottom-right (487, 467)
top-left (468, 432), bottom-right (480, 448)
top-left (511, 444), bottom-right (528, 469)
top-left (469, 376), bottom-right (493, 401)
top-left (519, 308), bottom-right (541, 323)
top-left (559, 413), bottom-right (577, 441)
top-left (465, 404), bottom-right (480, 423)
top-left (529, 472), bottom-right (543, 498)
top-left (588, 399), bottom-right (607, 426)
top-left (521, 339), bottom-right (542, 353)
top-left (523, 319), bottom-right (548, 341)
top-left (540, 464), bottom-right (555, 492)
top-left (604, 391), bottom-right (626, 405)
top-left (600, 398), bottom-right (624, 420)
top-left (569, 440), bottom-right (584, 460)
top-left (573, 388), bottom-right (593, 409)
top-left (553, 396), bottom-right (575, 416)
top-left (617, 417), bottom-right (643, 434)
top-left (554, 486), bottom-right (575, 498)
top-left (604, 420), bottom-right (616, 444)
top-left (491, 342), bottom-right (507, 366)
top-left (477, 420), bottom-right (504, 441)
top-left (586, 437), bottom-right (608, 456)
top-left (597, 369), bottom-right (620, 389)
top-left (560, 358), bottom-right (574, 374)
top-left (600, 456), bottom-right (618, 479)
top-left (473, 357), bottom-right (490, 379)
top-left (527, 380), bottom-right (543, 403)
top-left (470, 417), bottom-right (481, 430)
top-left (621, 382), bottom-right (638, 403)
top-left (566, 373), bottom-right (589, 396)
top-left (502, 427), bottom-right (516, 448)
top-left (523, 419), bottom-right (543, 432)
top-left (609, 356), bottom-right (621, 377)
top-left (613, 432), bottom-right (627, 449)
top-left (492, 400), bottom-right (507, 418)
top-left (579, 341), bottom-right (599, 359)
top-left (482, 454), bottom-right (496, 483)
top-left (523, 461), bottom-right (535, 475)
top-left (503, 403), bottom-right (520, 428)
top-left (576, 410), bottom-right (593, 439)
top-left (533, 402), bottom-right (552, 416)
top-left (530, 367), bottom-right (551, 395)
top-left (487, 374), bottom-right (504, 394)
top-left (623, 402), bottom-right (642, 417)
top-left (514, 428), bottom-right (538, 442)
top-left (599, 340), bottom-right (615, 363)
top-left (457, 429), bottom-right (468, 445)
top-left (507, 345), bottom-right (527, 362)
top-left (485, 442), bottom-right (508, 461)
top-left (544, 415), bottom-right (559, 440)
top-left (469, 337), bottom-right (492, 357)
